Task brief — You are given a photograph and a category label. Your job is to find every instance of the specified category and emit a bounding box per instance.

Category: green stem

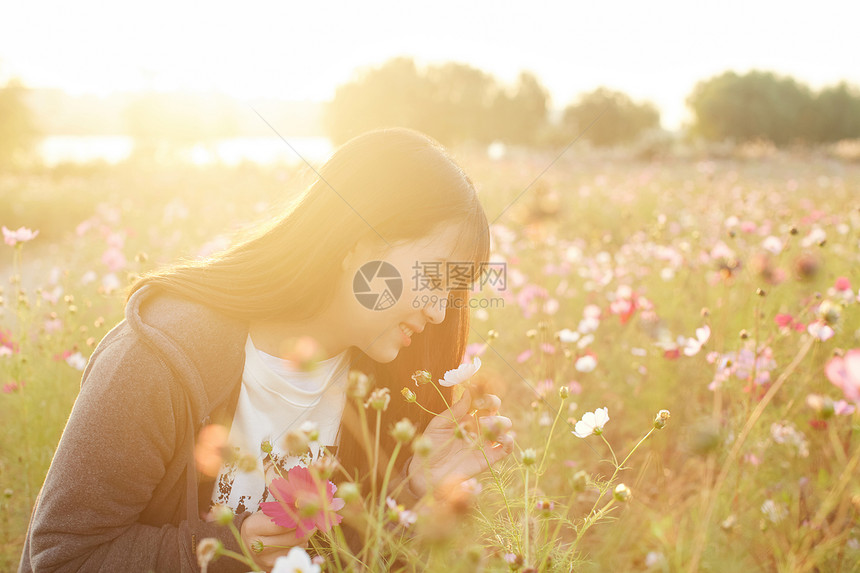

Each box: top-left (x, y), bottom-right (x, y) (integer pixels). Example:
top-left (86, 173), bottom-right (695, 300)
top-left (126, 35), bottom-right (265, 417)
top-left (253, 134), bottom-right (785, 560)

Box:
top-left (523, 468), bottom-right (530, 565)
top-left (537, 396), bottom-right (566, 475)
top-left (227, 520), bottom-right (260, 570)
top-left (218, 548), bottom-right (259, 571)
top-left (536, 427), bottom-right (655, 572)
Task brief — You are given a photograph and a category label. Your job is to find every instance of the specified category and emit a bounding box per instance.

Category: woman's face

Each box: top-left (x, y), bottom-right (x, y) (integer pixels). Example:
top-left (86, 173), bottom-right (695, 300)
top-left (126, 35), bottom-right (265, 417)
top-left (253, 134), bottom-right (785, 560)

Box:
top-left (334, 220), bottom-right (470, 363)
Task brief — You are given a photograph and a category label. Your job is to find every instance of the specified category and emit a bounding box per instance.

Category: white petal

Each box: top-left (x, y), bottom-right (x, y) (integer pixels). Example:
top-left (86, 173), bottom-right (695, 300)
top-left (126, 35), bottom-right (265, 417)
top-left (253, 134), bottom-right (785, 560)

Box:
top-left (573, 420), bottom-right (592, 438)
top-left (594, 407), bottom-right (610, 427)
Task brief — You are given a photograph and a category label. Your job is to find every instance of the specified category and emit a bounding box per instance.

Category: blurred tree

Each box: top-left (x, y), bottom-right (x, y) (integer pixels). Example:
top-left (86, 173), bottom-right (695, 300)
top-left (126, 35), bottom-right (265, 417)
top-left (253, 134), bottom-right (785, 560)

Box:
top-left (0, 77), bottom-right (38, 166)
top-left (562, 87), bottom-right (660, 147)
top-left (809, 82), bottom-right (860, 142)
top-left (326, 58), bottom-right (549, 146)
top-left (687, 70), bottom-right (816, 145)
top-left (490, 71), bottom-right (550, 146)
top-left (424, 61), bottom-right (498, 144)
top-left (325, 58), bottom-right (434, 145)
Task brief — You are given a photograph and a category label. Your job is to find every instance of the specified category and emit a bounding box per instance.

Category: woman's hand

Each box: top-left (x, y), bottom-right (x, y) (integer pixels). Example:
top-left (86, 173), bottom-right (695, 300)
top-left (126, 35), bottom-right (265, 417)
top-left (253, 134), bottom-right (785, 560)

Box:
top-left (406, 387), bottom-right (514, 499)
top-left (240, 510), bottom-right (310, 570)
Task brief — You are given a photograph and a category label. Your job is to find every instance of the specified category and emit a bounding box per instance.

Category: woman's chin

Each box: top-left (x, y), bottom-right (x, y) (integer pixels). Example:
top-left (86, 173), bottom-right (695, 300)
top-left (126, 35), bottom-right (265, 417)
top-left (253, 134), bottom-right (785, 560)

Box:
top-left (367, 343), bottom-right (401, 364)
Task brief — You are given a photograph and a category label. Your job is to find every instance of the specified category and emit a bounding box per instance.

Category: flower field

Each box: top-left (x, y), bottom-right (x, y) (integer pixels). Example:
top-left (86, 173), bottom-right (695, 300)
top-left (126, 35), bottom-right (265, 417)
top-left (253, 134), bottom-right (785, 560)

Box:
top-left (1, 148), bottom-right (859, 572)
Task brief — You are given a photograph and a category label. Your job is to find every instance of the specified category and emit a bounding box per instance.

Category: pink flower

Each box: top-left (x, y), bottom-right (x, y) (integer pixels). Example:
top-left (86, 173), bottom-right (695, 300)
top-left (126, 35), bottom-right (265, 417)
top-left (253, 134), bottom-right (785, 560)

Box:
top-left (3, 381), bottom-right (21, 393)
top-left (0, 330), bottom-right (18, 354)
top-left (101, 247), bottom-right (127, 272)
top-left (2, 226), bottom-right (39, 246)
top-left (260, 466), bottom-right (345, 538)
top-left (825, 350), bottom-right (860, 404)
top-left (516, 349), bottom-right (532, 363)
top-left (834, 277), bottom-right (851, 292)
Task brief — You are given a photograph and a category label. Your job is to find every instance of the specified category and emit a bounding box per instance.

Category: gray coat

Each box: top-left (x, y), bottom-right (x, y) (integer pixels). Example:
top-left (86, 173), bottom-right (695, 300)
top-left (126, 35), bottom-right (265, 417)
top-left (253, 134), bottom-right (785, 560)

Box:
top-left (19, 285), bottom-right (254, 572)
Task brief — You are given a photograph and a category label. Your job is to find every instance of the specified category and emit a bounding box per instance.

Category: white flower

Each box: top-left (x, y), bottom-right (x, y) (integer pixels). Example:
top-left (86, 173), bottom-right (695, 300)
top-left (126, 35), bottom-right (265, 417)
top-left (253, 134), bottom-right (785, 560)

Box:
top-left (807, 321), bottom-right (834, 342)
top-left (762, 236), bottom-right (783, 255)
top-left (578, 316), bottom-right (600, 334)
top-left (2, 226), bottom-right (39, 246)
top-left (801, 227), bottom-right (826, 248)
top-left (439, 356), bottom-right (481, 387)
top-left (574, 355), bottom-right (597, 373)
top-left (572, 407), bottom-right (609, 438)
top-left (683, 325), bottom-right (711, 356)
top-left (271, 547), bottom-right (320, 573)
top-left (761, 499), bottom-right (788, 524)
top-left (66, 352), bottom-right (88, 371)
top-left (576, 334), bottom-right (594, 349)
top-left (557, 328), bottom-right (580, 343)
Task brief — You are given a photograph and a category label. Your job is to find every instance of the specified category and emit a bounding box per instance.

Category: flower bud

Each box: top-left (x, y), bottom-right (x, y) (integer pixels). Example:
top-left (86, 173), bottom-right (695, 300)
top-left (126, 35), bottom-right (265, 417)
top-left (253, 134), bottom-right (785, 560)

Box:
top-left (365, 388), bottom-right (391, 411)
top-left (806, 394), bottom-right (835, 419)
top-left (260, 440), bottom-right (273, 454)
top-left (720, 514), bottom-right (737, 531)
top-left (571, 470), bottom-right (588, 492)
top-left (536, 498), bottom-right (554, 515)
top-left (816, 300), bottom-right (842, 325)
top-left (558, 385), bottom-right (570, 399)
top-left (401, 387), bottom-right (417, 402)
top-left (196, 537), bottom-right (223, 571)
top-left (284, 429), bottom-right (310, 456)
top-left (412, 435), bottom-right (433, 457)
top-left (211, 504), bottom-right (233, 526)
top-left (392, 418), bottom-right (416, 443)
top-left (411, 370), bottom-right (432, 386)
top-left (300, 421), bottom-right (319, 442)
top-left (653, 409), bottom-right (671, 429)
top-left (311, 455), bottom-right (337, 480)
top-left (250, 539), bottom-right (264, 554)
top-left (521, 448), bottom-right (537, 467)
top-left (338, 482), bottom-right (360, 503)
top-left (613, 483), bottom-right (631, 502)
top-left (347, 370), bottom-right (371, 399)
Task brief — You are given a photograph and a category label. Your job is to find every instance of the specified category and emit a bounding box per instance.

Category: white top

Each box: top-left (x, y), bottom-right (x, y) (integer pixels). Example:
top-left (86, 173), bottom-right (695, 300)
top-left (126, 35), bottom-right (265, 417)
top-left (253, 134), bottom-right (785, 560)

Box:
top-left (209, 335), bottom-right (351, 515)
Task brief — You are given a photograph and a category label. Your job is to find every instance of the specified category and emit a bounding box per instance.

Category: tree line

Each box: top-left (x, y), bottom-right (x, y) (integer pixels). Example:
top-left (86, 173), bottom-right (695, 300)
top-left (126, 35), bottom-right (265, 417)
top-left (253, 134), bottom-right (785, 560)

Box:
top-left (2, 61), bottom-right (860, 165)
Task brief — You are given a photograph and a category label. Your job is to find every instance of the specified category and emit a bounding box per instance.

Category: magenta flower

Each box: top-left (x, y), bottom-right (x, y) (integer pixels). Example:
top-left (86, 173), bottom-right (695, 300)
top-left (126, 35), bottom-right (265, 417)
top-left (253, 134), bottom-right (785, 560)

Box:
top-left (825, 350), bottom-right (860, 404)
top-left (260, 465), bottom-right (345, 538)
top-left (2, 226), bottom-right (39, 246)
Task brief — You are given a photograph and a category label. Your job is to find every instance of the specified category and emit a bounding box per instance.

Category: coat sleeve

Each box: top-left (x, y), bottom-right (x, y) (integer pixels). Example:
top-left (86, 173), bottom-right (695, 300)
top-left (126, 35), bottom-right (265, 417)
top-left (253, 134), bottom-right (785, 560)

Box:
top-left (21, 327), bottom-right (251, 573)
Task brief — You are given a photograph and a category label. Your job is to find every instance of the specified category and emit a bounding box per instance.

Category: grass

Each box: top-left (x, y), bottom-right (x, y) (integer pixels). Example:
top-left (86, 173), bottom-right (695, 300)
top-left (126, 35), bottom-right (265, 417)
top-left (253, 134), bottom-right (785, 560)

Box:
top-left (1, 147), bottom-right (859, 571)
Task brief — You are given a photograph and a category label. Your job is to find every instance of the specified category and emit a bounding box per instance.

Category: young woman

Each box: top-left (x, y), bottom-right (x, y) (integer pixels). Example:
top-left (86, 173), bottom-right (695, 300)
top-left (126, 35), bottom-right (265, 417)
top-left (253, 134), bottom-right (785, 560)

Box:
top-left (20, 128), bottom-right (514, 572)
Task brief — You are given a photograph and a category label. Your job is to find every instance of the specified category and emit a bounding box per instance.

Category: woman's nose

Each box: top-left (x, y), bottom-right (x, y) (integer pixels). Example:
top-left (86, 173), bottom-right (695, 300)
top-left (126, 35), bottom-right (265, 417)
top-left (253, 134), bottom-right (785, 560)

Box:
top-left (422, 297), bottom-right (447, 325)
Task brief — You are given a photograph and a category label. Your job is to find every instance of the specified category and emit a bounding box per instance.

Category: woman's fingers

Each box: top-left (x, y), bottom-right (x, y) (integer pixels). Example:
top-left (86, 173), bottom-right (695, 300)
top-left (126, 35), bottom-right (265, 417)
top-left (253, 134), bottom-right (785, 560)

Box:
top-left (471, 392), bottom-right (501, 415)
top-left (484, 431), bottom-right (515, 465)
top-left (478, 414), bottom-right (512, 431)
top-left (250, 517), bottom-right (293, 536)
top-left (261, 529), bottom-right (310, 548)
top-left (251, 530), bottom-right (310, 568)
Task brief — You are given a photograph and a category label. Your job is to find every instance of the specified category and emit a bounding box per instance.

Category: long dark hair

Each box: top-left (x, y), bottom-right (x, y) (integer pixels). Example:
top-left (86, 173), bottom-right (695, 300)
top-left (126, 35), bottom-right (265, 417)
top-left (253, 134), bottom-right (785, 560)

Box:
top-left (129, 127), bottom-right (490, 551)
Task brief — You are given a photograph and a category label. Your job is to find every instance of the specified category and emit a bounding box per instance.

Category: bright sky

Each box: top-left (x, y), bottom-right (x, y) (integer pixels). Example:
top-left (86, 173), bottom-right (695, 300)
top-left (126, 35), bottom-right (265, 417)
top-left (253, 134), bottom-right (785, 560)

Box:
top-left (1, 0), bottom-right (858, 129)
